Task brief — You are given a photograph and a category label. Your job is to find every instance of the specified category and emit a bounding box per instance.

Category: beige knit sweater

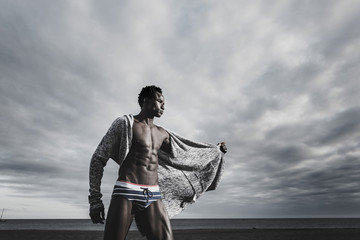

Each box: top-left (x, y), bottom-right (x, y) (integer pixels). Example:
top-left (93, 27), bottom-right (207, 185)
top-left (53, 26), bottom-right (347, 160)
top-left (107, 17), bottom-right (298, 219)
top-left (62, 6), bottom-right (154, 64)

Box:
top-left (89, 115), bottom-right (225, 218)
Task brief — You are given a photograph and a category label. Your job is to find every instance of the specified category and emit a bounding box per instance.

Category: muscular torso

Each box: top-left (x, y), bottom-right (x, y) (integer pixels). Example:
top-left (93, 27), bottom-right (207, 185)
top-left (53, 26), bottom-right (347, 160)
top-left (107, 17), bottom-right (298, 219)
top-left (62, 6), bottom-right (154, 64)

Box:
top-left (118, 119), bottom-right (169, 185)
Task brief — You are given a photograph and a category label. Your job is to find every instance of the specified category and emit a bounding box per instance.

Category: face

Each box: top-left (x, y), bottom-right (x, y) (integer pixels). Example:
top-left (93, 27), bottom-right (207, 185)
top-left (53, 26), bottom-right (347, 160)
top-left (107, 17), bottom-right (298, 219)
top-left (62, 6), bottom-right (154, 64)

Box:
top-left (144, 91), bottom-right (165, 118)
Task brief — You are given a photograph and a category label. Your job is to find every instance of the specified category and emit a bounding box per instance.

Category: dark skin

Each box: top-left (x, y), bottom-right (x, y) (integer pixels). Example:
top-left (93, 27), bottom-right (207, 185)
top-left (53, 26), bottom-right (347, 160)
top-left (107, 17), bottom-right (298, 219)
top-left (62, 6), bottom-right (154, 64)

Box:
top-left (92, 91), bottom-right (227, 240)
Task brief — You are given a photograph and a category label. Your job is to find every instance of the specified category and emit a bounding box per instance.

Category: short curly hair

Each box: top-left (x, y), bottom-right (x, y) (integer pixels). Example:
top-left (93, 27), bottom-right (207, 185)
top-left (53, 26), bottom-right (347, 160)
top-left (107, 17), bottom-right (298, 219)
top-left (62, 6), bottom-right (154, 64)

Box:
top-left (138, 85), bottom-right (163, 107)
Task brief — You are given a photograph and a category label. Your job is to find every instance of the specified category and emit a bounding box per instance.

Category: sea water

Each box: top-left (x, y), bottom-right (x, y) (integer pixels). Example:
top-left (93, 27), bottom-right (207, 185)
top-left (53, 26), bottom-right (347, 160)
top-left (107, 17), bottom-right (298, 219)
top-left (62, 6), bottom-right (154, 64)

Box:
top-left (1, 218), bottom-right (360, 231)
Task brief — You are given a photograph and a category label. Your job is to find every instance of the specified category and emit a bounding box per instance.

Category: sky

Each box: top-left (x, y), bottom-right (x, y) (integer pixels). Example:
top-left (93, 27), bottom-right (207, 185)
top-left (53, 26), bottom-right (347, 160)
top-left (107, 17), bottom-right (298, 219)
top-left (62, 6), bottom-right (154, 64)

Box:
top-left (1, 0), bottom-right (360, 219)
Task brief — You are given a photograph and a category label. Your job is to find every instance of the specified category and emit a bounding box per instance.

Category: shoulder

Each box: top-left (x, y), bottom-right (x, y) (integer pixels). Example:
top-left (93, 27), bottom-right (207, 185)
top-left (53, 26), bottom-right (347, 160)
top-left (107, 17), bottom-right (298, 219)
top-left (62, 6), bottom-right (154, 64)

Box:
top-left (111, 115), bottom-right (127, 124)
top-left (155, 125), bottom-right (167, 133)
top-left (112, 115), bottom-right (133, 126)
top-left (156, 125), bottom-right (169, 138)
top-left (107, 116), bottom-right (129, 133)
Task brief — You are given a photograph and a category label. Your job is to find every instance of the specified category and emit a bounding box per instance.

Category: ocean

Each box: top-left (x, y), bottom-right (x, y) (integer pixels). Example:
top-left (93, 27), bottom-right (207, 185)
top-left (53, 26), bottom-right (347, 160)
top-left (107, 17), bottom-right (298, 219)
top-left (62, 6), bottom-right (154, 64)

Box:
top-left (1, 218), bottom-right (360, 231)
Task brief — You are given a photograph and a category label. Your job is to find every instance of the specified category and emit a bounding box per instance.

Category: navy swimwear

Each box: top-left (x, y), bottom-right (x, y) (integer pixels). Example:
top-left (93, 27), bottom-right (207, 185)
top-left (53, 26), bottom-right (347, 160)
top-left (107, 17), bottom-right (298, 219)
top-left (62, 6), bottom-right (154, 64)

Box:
top-left (112, 181), bottom-right (161, 209)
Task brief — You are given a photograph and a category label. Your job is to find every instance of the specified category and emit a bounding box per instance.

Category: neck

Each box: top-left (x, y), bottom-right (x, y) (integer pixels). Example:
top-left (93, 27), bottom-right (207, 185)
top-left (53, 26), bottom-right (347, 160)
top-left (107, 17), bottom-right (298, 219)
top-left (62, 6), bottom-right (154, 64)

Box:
top-left (134, 111), bottom-right (154, 125)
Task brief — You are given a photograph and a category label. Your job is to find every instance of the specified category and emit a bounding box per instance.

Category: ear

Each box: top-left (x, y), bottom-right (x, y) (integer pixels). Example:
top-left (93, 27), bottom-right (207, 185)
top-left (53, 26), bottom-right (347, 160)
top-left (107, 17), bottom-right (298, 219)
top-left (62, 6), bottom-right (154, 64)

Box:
top-left (142, 97), bottom-right (149, 106)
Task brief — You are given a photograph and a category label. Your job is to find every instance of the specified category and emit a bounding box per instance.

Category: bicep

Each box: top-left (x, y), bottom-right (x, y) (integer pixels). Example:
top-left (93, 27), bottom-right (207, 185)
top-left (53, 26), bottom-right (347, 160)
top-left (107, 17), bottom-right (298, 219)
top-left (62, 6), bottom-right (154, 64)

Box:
top-left (160, 131), bottom-right (171, 153)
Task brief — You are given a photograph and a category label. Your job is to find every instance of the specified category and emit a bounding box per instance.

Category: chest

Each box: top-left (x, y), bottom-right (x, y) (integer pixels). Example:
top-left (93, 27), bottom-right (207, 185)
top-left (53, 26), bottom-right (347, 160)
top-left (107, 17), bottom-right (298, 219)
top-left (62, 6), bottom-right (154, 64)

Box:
top-left (132, 123), bottom-right (164, 149)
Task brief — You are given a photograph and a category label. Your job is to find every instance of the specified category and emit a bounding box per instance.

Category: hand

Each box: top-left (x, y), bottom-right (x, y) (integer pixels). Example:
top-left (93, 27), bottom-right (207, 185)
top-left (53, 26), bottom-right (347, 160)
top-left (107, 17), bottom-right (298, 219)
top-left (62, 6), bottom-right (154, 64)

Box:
top-left (90, 207), bottom-right (105, 224)
top-left (218, 142), bottom-right (227, 154)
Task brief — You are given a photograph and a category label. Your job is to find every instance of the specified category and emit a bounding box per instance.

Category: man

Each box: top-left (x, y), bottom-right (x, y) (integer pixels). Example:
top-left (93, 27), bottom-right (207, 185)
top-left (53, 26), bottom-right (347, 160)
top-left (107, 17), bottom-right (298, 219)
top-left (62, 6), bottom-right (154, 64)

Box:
top-left (89, 85), bottom-right (227, 240)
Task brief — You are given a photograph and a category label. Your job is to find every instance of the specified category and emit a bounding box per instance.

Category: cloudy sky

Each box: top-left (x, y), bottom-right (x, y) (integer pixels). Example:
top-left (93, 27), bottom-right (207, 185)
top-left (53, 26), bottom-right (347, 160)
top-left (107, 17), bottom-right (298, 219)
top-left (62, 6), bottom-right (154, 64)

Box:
top-left (1, 0), bottom-right (360, 219)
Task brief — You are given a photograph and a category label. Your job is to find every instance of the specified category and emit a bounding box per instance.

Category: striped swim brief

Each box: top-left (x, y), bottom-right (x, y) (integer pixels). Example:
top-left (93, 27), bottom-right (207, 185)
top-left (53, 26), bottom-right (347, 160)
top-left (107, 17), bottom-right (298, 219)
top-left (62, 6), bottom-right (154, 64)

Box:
top-left (112, 181), bottom-right (161, 209)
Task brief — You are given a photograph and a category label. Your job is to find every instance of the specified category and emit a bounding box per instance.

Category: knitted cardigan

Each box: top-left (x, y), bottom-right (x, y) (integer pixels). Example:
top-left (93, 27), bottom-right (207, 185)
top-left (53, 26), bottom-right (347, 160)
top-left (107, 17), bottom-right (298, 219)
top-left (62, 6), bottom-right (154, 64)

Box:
top-left (89, 115), bottom-right (225, 218)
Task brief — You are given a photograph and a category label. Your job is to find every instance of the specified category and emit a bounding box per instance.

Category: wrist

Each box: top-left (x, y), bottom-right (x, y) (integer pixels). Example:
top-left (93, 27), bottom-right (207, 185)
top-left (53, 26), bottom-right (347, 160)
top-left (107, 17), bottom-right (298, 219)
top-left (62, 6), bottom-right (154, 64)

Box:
top-left (89, 201), bottom-right (104, 210)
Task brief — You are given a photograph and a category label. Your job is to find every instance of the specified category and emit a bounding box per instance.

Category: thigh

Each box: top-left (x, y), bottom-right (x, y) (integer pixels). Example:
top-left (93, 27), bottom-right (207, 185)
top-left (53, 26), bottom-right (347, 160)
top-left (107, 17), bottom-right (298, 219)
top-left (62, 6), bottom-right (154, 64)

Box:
top-left (104, 196), bottom-right (134, 240)
top-left (135, 200), bottom-right (174, 240)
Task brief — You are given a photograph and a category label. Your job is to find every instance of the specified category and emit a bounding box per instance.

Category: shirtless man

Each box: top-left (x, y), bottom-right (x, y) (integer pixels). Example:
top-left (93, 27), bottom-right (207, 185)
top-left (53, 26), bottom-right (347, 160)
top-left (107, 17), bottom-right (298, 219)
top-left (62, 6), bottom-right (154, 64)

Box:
top-left (89, 86), bottom-right (227, 240)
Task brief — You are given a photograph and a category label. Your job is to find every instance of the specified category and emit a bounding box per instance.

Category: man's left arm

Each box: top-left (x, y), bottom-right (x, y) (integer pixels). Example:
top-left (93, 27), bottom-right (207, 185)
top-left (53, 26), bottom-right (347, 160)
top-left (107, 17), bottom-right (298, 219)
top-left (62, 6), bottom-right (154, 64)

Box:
top-left (160, 130), bottom-right (171, 154)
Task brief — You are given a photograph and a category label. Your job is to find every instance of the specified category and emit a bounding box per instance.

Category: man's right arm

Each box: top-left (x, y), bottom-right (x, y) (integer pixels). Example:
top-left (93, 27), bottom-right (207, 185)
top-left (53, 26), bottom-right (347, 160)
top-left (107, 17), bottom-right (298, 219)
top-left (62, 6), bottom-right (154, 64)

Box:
top-left (89, 118), bottom-right (122, 223)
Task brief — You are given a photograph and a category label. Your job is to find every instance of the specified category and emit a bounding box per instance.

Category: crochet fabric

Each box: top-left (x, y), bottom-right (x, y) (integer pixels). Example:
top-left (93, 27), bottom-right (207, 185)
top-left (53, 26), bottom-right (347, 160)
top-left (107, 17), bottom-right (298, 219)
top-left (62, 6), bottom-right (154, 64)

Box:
top-left (89, 115), bottom-right (225, 218)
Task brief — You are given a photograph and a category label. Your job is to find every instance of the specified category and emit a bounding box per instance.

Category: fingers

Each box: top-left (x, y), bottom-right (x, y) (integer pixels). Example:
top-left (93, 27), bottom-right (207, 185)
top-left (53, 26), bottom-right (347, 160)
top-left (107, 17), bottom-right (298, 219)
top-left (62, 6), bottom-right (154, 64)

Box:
top-left (91, 215), bottom-right (104, 224)
top-left (90, 208), bottom-right (105, 224)
top-left (219, 142), bottom-right (227, 153)
top-left (90, 212), bottom-right (99, 224)
top-left (100, 208), bottom-right (105, 223)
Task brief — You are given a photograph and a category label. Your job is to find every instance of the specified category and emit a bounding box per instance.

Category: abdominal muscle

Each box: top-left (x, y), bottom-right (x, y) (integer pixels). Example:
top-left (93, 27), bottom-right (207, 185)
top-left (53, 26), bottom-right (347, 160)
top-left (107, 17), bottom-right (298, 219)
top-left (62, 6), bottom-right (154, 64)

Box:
top-left (117, 145), bottom-right (159, 186)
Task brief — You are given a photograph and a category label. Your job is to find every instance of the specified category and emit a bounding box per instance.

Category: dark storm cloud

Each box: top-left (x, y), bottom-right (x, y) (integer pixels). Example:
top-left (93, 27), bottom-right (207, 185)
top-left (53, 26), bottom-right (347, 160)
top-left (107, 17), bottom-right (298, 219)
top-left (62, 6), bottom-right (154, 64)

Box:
top-left (192, 0), bottom-right (360, 217)
top-left (314, 107), bottom-right (360, 146)
top-left (265, 107), bottom-right (360, 145)
top-left (215, 106), bottom-right (360, 217)
top-left (0, 1), bottom-right (130, 215)
top-left (0, 157), bottom-right (61, 175)
top-left (1, 0), bottom-right (360, 218)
